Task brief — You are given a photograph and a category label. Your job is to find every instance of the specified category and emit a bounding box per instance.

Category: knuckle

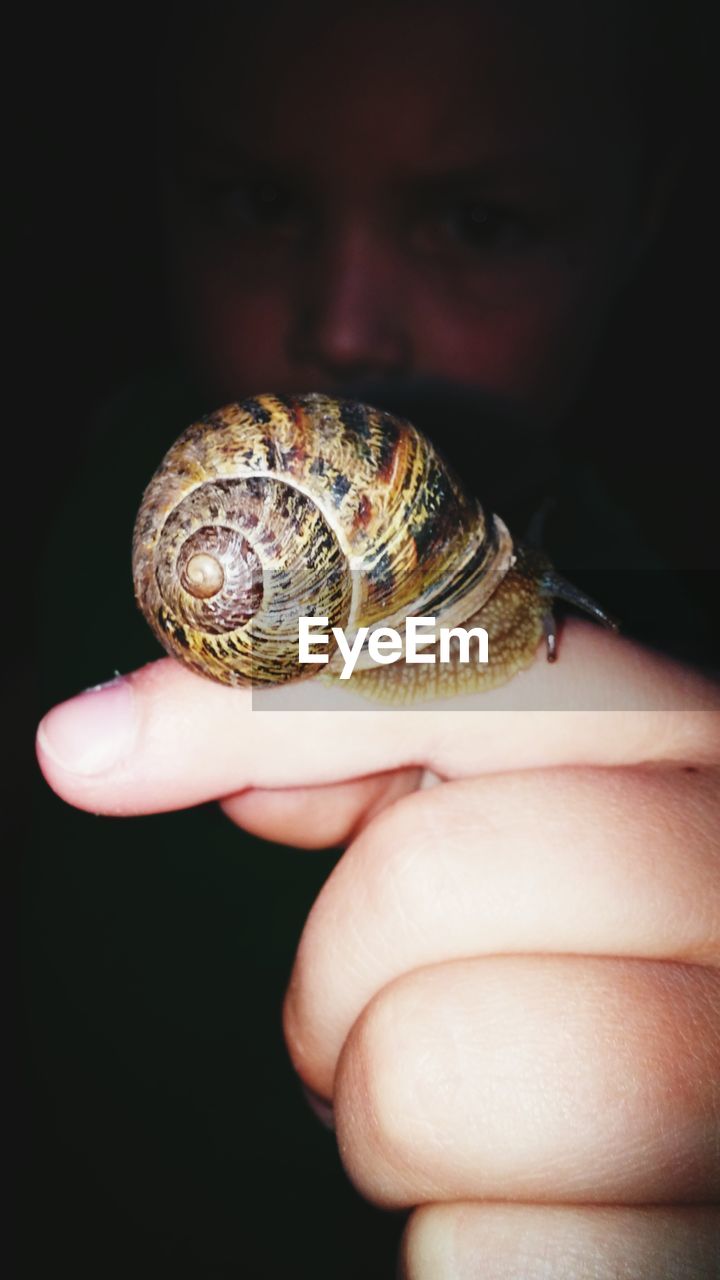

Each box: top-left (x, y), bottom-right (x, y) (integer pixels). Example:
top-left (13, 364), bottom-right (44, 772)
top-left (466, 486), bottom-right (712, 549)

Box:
top-left (333, 970), bottom-right (443, 1205)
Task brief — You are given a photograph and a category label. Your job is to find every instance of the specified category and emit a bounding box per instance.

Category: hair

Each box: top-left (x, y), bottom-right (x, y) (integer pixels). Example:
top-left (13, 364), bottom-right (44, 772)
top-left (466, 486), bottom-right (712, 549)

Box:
top-left (156, 0), bottom-right (707, 132)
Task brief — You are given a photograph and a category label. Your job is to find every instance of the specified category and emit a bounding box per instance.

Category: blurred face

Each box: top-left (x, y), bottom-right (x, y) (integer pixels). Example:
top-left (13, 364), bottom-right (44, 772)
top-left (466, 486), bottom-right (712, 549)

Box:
top-left (161, 1), bottom-right (653, 422)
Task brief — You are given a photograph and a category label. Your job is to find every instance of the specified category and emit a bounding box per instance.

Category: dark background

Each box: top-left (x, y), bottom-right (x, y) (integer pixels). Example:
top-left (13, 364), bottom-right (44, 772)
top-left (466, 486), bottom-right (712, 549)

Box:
top-left (20, 4), bottom-right (716, 1277)
top-left (22, 11), bottom-right (408, 1275)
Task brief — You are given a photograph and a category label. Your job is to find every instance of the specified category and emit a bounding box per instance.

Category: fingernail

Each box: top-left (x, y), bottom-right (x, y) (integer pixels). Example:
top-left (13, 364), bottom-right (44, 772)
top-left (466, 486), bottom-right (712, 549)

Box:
top-left (301, 1084), bottom-right (335, 1130)
top-left (37, 677), bottom-right (137, 776)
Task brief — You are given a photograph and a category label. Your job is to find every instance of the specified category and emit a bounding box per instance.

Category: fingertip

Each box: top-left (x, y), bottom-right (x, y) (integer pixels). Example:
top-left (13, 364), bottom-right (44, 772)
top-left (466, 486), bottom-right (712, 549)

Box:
top-left (36, 676), bottom-right (137, 781)
top-left (220, 787), bottom-right (346, 848)
top-left (34, 659), bottom-right (207, 814)
top-left (223, 770), bottom-right (425, 848)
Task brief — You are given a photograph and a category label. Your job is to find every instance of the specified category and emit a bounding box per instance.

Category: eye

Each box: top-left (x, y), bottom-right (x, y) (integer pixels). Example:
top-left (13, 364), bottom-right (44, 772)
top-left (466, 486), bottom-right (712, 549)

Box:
top-left (412, 199), bottom-right (530, 256)
top-left (189, 174), bottom-right (304, 238)
top-left (452, 202), bottom-right (514, 243)
top-left (219, 179), bottom-right (297, 225)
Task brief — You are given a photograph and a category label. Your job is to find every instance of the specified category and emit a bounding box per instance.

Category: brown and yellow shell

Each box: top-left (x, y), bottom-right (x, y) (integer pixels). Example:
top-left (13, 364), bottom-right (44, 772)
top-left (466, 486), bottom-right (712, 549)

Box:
top-left (132, 392), bottom-right (516, 692)
top-left (133, 392), bottom-right (615, 701)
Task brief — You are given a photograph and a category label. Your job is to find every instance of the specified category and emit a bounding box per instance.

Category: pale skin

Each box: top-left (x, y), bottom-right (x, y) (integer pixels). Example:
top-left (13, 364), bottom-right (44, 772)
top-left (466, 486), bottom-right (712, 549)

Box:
top-left (36, 625), bottom-right (720, 1276)
top-left (39, 1), bottom-right (719, 1272)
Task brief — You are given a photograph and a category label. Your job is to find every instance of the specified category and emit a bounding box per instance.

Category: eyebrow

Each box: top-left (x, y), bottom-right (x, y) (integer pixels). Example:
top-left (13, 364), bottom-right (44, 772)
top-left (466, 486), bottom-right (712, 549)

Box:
top-left (397, 160), bottom-right (590, 209)
top-left (173, 145), bottom-right (576, 184)
top-left (405, 139), bottom-right (589, 186)
top-left (167, 122), bottom-right (593, 205)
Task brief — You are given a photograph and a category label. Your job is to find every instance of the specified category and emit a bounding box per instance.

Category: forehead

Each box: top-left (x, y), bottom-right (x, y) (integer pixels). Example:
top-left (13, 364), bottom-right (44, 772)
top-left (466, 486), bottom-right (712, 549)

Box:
top-left (166, 1), bottom-right (634, 178)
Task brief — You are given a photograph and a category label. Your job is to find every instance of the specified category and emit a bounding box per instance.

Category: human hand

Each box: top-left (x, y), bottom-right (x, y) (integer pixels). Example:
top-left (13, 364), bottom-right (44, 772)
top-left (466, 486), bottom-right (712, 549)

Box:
top-left (36, 622), bottom-right (720, 1277)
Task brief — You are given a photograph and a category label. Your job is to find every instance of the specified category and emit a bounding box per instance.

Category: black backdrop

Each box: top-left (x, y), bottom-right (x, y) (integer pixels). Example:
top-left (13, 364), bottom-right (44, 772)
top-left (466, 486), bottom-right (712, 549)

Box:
top-left (22, 12), bottom-right (406, 1275)
top-left (20, 5), bottom-right (717, 1278)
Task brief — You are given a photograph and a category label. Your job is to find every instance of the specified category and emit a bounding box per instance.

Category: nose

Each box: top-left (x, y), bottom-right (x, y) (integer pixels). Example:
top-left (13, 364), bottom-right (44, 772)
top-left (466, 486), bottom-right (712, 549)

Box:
top-left (287, 223), bottom-right (411, 381)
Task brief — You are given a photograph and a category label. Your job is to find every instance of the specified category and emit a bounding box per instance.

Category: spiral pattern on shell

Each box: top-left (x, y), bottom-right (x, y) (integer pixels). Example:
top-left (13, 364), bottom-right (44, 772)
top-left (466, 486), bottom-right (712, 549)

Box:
top-left (132, 393), bottom-right (514, 687)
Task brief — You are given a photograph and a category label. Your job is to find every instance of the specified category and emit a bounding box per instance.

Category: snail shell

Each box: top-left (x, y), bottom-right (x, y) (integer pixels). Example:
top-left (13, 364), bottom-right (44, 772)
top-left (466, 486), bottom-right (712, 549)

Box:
top-left (133, 392), bottom-right (611, 701)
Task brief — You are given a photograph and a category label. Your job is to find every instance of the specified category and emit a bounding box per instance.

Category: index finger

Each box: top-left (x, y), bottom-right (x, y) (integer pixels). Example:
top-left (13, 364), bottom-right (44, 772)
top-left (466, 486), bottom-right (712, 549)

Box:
top-left (36, 622), bottom-right (720, 816)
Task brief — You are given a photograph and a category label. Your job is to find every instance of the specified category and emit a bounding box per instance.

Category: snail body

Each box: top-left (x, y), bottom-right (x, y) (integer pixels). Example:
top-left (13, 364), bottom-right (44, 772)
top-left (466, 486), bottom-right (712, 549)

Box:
top-left (132, 393), bottom-right (614, 702)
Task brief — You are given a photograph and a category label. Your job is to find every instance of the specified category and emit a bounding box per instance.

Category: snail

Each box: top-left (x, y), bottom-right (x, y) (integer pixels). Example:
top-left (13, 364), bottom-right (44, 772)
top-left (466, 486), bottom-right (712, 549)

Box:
top-left (132, 392), bottom-right (615, 703)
